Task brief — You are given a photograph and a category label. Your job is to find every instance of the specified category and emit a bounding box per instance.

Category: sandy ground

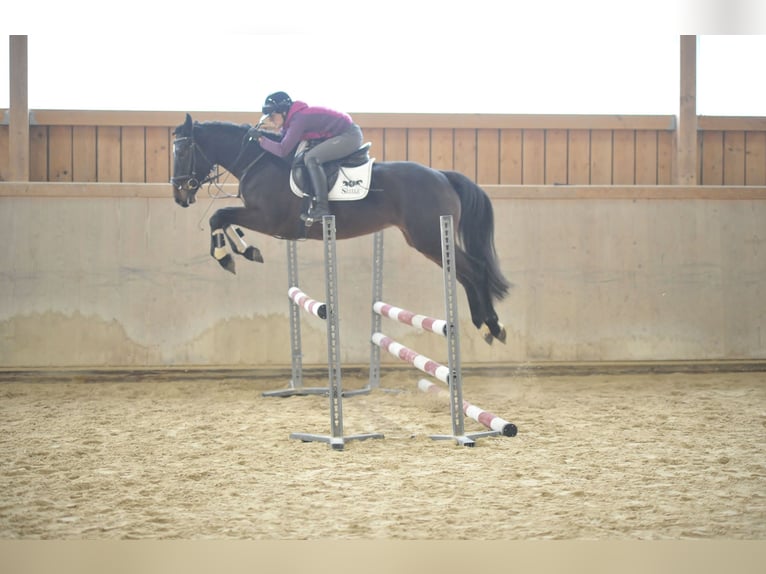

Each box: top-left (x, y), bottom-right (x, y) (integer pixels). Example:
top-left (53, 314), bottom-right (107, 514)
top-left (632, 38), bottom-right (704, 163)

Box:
top-left (1, 369), bottom-right (765, 540)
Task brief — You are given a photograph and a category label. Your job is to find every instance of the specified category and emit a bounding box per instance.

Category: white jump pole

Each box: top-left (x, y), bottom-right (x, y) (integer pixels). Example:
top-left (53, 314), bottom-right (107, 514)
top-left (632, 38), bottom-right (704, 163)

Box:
top-left (373, 302), bottom-right (447, 336)
top-left (417, 379), bottom-right (517, 437)
top-left (371, 332), bottom-right (451, 384)
top-left (288, 287), bottom-right (326, 319)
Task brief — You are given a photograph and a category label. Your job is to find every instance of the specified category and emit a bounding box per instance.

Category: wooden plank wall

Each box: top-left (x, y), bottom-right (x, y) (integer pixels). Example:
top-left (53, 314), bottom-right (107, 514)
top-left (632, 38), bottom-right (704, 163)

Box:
top-left (1, 112), bottom-right (766, 185)
top-left (364, 126), bottom-right (676, 185)
top-left (698, 118), bottom-right (766, 185)
top-left (0, 124), bottom-right (8, 181)
top-left (24, 124), bottom-right (171, 183)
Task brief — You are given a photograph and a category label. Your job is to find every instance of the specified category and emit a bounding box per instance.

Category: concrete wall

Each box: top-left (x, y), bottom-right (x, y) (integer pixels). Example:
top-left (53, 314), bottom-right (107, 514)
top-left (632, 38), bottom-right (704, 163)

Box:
top-left (0, 189), bottom-right (764, 368)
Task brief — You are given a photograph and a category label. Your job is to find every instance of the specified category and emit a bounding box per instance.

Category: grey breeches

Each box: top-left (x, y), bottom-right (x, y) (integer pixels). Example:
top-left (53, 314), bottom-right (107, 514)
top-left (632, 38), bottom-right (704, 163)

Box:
top-left (303, 123), bottom-right (364, 165)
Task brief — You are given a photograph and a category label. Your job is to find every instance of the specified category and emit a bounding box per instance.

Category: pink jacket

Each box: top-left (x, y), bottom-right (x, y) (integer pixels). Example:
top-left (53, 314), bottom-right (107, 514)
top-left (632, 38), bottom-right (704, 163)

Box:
top-left (259, 101), bottom-right (354, 158)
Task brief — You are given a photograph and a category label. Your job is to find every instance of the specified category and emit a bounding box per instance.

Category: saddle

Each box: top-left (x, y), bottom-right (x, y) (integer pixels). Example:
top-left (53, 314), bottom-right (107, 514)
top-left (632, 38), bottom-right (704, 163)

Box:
top-left (290, 142), bottom-right (373, 201)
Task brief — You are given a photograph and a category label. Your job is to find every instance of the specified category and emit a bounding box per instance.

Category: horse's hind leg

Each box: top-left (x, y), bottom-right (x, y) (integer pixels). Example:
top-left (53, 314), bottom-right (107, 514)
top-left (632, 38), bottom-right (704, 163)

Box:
top-left (453, 248), bottom-right (506, 344)
top-left (402, 225), bottom-right (502, 344)
top-left (459, 251), bottom-right (507, 344)
top-left (481, 303), bottom-right (507, 344)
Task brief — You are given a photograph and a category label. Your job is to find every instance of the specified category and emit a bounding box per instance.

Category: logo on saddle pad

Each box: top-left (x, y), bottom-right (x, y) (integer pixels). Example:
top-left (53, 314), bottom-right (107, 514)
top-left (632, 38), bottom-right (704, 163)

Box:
top-left (290, 145), bottom-right (375, 201)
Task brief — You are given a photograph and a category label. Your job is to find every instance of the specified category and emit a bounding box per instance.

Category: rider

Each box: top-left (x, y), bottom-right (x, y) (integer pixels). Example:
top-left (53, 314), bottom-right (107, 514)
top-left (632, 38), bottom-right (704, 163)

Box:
top-left (253, 91), bottom-right (363, 225)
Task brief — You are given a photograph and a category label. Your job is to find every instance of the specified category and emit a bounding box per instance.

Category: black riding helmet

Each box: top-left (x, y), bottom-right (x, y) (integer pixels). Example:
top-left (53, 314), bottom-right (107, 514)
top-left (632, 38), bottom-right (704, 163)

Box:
top-left (262, 91), bottom-right (293, 115)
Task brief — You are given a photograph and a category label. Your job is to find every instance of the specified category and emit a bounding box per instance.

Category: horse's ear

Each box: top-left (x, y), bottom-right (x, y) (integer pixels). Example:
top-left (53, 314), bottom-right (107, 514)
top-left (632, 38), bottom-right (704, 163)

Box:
top-left (184, 113), bottom-right (193, 128)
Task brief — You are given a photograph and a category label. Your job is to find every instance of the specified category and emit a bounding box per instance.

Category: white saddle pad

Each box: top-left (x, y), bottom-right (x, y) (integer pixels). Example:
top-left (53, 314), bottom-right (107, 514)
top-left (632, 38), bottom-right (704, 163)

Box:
top-left (290, 159), bottom-right (375, 201)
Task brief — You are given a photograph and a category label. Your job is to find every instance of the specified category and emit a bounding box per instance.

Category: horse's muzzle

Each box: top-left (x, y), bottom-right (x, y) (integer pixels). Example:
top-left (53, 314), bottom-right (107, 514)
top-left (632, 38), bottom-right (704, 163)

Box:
top-left (172, 180), bottom-right (198, 208)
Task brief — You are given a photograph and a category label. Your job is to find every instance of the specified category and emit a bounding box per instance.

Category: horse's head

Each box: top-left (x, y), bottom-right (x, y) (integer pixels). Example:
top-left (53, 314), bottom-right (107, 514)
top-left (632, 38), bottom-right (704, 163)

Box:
top-left (171, 114), bottom-right (215, 207)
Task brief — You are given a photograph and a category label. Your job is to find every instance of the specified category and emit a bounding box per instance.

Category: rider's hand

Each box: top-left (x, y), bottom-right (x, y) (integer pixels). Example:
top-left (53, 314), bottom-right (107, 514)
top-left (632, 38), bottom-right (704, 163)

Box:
top-left (246, 127), bottom-right (263, 141)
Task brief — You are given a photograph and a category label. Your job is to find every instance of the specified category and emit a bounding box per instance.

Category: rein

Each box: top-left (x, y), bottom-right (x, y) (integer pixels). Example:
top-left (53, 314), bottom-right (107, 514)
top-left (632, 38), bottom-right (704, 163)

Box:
top-left (229, 131), bottom-right (268, 182)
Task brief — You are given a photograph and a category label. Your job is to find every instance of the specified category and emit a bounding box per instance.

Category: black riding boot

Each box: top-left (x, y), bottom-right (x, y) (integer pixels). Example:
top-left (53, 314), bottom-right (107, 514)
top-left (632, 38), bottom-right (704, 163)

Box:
top-left (301, 157), bottom-right (331, 226)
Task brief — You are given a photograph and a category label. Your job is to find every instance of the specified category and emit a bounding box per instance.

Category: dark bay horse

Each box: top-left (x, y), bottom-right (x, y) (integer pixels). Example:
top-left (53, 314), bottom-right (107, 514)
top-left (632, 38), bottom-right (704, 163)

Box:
top-left (171, 114), bottom-right (510, 344)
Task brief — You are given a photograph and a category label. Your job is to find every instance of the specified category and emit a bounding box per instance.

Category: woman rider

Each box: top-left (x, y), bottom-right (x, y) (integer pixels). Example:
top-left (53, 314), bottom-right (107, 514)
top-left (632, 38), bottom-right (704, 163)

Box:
top-left (254, 91), bottom-right (363, 226)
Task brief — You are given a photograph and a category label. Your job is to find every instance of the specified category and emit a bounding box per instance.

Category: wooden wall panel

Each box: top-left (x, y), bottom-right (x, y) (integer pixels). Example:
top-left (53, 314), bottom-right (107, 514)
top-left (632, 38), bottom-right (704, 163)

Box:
top-left (522, 129), bottom-right (544, 184)
top-left (0, 126), bottom-right (9, 181)
top-left (383, 128), bottom-right (406, 161)
top-left (9, 112), bottom-right (763, 188)
top-left (407, 128), bottom-right (430, 166)
top-left (545, 129), bottom-right (567, 184)
top-left (723, 131), bottom-right (746, 185)
top-left (453, 129), bottom-right (476, 181)
top-left (567, 130), bottom-right (590, 185)
top-left (477, 129), bottom-right (499, 184)
top-left (635, 130), bottom-right (658, 184)
top-left (430, 128), bottom-right (453, 171)
top-left (29, 126), bottom-right (47, 181)
top-left (657, 131), bottom-right (674, 184)
top-left (612, 130), bottom-right (635, 184)
top-left (590, 130), bottom-right (612, 184)
top-left (97, 127), bottom-right (121, 182)
top-left (700, 131), bottom-right (723, 185)
top-left (365, 128), bottom-right (385, 163)
top-left (121, 126), bottom-right (146, 183)
top-left (745, 131), bottom-right (766, 185)
top-left (48, 126), bottom-right (73, 182)
top-left (72, 126), bottom-right (97, 182)
top-left (499, 129), bottom-right (522, 184)
top-left (145, 127), bottom-right (169, 184)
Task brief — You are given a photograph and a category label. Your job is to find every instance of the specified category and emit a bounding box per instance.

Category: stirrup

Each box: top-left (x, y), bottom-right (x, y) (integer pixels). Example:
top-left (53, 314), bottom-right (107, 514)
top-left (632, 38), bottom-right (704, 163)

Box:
top-left (301, 205), bottom-right (330, 226)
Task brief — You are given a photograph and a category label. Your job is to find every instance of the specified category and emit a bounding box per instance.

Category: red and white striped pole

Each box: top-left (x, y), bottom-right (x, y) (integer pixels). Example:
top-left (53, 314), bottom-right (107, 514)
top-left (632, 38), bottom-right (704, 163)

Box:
top-left (288, 287), bottom-right (326, 320)
top-left (371, 332), bottom-right (450, 384)
top-left (418, 379), bottom-right (517, 437)
top-left (373, 301), bottom-right (447, 336)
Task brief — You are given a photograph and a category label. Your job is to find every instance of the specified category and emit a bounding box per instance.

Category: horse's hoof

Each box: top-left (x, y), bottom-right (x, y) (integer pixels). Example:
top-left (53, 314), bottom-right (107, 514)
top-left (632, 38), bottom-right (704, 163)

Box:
top-left (218, 254), bottom-right (236, 274)
top-left (244, 246), bottom-right (264, 263)
top-left (480, 325), bottom-right (494, 345)
top-left (495, 325), bottom-right (507, 344)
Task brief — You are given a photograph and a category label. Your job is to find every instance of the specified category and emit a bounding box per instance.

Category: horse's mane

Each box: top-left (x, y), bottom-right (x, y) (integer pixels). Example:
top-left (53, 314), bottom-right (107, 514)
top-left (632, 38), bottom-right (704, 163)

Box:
top-left (194, 120), bottom-right (251, 132)
top-left (192, 119), bottom-right (293, 170)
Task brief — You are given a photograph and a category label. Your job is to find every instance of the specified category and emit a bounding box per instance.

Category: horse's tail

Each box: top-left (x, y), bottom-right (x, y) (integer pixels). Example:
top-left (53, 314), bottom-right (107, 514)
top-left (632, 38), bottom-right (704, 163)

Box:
top-left (441, 170), bottom-right (512, 301)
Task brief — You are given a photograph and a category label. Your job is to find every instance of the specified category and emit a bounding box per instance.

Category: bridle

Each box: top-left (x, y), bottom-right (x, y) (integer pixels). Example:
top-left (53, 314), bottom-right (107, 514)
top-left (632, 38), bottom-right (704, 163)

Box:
top-left (171, 134), bottom-right (219, 193)
top-left (171, 129), bottom-right (269, 194)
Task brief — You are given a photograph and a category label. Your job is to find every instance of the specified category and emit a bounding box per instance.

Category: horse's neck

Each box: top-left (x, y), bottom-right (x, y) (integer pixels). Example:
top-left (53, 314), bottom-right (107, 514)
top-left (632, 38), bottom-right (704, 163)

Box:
top-left (216, 147), bottom-right (247, 176)
top-left (248, 156), bottom-right (290, 186)
top-left (200, 124), bottom-right (290, 181)
top-left (200, 125), bottom-right (249, 176)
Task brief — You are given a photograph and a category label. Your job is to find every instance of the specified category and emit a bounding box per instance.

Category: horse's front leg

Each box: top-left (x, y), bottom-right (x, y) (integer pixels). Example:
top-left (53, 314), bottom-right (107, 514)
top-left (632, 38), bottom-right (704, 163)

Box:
top-left (209, 206), bottom-right (264, 274)
top-left (223, 227), bottom-right (264, 264)
top-left (210, 228), bottom-right (236, 274)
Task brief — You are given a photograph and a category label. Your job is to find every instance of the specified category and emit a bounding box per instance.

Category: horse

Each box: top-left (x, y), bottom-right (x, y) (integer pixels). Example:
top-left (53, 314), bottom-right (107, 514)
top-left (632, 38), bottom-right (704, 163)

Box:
top-left (171, 113), bottom-right (511, 344)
